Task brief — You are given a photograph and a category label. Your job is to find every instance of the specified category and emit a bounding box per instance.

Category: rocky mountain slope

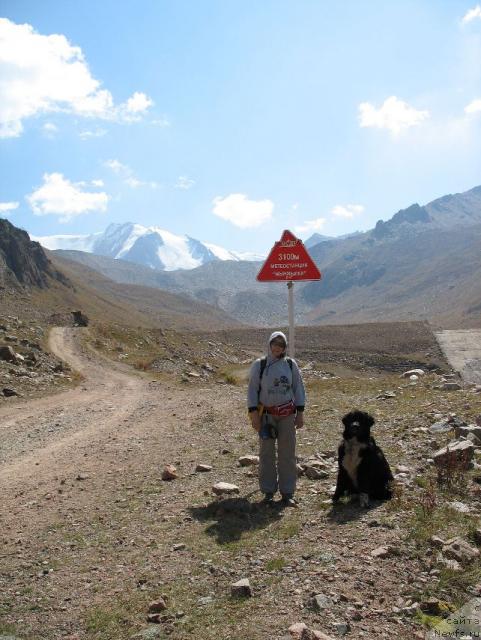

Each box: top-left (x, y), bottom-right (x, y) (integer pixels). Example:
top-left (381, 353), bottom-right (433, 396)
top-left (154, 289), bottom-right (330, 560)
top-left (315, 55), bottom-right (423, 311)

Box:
top-left (52, 183), bottom-right (481, 329)
top-left (0, 218), bottom-right (240, 331)
top-left (0, 218), bottom-right (68, 290)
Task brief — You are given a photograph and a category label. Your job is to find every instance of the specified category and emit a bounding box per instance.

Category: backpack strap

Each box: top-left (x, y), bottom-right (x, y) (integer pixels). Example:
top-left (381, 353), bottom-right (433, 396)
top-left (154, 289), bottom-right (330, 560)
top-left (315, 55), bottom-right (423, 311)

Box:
top-left (258, 357), bottom-right (267, 395)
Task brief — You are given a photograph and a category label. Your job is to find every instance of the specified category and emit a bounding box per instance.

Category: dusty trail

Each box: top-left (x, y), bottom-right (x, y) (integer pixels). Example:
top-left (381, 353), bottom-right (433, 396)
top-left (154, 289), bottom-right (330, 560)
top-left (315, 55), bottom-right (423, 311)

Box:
top-left (0, 328), bottom-right (145, 478)
top-left (0, 327), bottom-right (213, 537)
top-left (435, 329), bottom-right (481, 384)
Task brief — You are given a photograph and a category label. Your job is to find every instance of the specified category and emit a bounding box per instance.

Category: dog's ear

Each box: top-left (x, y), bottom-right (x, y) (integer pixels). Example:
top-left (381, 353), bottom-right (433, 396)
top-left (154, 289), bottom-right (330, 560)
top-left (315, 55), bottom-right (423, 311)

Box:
top-left (342, 412), bottom-right (352, 427)
top-left (365, 413), bottom-right (375, 427)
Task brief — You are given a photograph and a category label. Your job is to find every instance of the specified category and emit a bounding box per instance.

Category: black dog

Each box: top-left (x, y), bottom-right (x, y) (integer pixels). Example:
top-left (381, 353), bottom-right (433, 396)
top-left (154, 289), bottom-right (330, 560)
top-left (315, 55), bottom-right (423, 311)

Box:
top-left (332, 410), bottom-right (393, 507)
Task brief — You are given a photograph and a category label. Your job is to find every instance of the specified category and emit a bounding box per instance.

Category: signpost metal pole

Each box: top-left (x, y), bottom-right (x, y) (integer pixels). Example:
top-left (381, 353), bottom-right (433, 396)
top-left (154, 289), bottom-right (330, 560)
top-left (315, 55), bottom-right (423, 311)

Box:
top-left (287, 281), bottom-right (295, 358)
top-left (256, 230), bottom-right (321, 360)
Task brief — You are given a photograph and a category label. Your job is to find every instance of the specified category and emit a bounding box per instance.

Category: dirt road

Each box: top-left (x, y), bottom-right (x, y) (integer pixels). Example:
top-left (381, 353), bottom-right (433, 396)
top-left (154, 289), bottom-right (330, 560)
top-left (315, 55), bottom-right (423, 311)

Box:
top-left (435, 329), bottom-right (481, 384)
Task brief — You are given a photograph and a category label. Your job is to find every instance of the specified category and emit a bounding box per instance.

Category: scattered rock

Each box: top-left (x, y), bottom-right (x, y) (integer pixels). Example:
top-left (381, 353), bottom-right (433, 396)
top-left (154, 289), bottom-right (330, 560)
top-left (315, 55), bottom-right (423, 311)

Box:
top-left (443, 537), bottom-right (480, 563)
top-left (173, 543), bottom-right (186, 551)
top-left (420, 597), bottom-right (444, 616)
top-left (371, 545), bottom-right (390, 558)
top-left (376, 391), bottom-right (396, 400)
top-left (304, 465), bottom-right (329, 480)
top-left (212, 482), bottom-right (239, 496)
top-left (231, 578), bottom-right (252, 598)
top-left (310, 593), bottom-right (332, 612)
top-left (433, 440), bottom-right (474, 470)
top-left (455, 424), bottom-right (481, 441)
top-left (162, 464), bottom-right (178, 481)
top-left (2, 387), bottom-right (20, 397)
top-left (401, 369), bottom-right (425, 378)
top-left (195, 464), bottom-right (212, 472)
top-left (148, 598), bottom-right (167, 614)
top-left (395, 464), bottom-right (410, 474)
top-left (238, 455), bottom-right (259, 467)
top-left (333, 622), bottom-right (350, 636)
top-left (449, 501), bottom-right (471, 514)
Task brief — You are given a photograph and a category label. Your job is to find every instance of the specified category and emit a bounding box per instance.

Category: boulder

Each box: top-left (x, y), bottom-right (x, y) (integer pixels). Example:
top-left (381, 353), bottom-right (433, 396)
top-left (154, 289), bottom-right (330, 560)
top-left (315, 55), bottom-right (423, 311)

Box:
top-left (310, 593), bottom-right (332, 612)
top-left (161, 465), bottom-right (178, 481)
top-left (231, 578), bottom-right (252, 598)
top-left (433, 440), bottom-right (474, 470)
top-left (443, 538), bottom-right (480, 563)
top-left (195, 464), bottom-right (212, 472)
top-left (238, 455), bottom-right (259, 467)
top-left (148, 598), bottom-right (167, 614)
top-left (212, 482), bottom-right (239, 496)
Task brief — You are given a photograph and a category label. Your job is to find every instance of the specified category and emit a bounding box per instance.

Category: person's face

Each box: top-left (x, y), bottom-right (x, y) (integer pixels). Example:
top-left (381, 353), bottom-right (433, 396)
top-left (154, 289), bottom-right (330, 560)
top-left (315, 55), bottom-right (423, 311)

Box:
top-left (270, 338), bottom-right (286, 358)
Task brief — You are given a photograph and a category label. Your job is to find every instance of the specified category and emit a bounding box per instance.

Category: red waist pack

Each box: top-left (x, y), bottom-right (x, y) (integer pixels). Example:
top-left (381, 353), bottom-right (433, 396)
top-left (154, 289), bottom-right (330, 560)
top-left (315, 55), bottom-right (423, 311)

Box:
top-left (266, 400), bottom-right (296, 417)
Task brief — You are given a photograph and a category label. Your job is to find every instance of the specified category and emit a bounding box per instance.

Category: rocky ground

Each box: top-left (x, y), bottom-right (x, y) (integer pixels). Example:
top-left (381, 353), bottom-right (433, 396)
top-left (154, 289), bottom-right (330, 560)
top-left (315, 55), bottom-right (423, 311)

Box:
top-left (0, 315), bottom-right (77, 402)
top-left (1, 325), bottom-right (481, 640)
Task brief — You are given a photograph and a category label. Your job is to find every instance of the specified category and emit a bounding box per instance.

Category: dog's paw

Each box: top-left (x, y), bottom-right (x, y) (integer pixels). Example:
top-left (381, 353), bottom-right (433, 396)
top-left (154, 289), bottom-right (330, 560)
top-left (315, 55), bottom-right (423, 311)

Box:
top-left (359, 492), bottom-right (369, 508)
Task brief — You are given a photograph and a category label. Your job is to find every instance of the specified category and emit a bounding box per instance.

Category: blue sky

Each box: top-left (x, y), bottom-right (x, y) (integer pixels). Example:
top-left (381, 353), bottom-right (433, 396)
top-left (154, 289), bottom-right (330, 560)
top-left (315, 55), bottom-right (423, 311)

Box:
top-left (1, 1), bottom-right (481, 253)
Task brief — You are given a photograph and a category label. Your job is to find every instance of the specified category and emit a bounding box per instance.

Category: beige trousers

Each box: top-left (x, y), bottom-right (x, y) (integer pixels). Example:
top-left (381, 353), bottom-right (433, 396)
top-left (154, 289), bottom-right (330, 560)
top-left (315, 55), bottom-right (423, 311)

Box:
top-left (258, 413), bottom-right (297, 495)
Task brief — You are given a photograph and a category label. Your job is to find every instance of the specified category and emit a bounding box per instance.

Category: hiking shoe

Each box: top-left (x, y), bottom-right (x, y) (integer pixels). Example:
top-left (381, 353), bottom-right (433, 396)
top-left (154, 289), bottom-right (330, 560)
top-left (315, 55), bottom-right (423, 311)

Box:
top-left (261, 492), bottom-right (275, 506)
top-left (281, 494), bottom-right (298, 507)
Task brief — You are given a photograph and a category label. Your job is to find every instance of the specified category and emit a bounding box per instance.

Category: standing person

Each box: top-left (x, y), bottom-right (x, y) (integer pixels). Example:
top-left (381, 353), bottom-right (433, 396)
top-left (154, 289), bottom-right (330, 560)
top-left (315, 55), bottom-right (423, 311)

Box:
top-left (247, 331), bottom-right (306, 507)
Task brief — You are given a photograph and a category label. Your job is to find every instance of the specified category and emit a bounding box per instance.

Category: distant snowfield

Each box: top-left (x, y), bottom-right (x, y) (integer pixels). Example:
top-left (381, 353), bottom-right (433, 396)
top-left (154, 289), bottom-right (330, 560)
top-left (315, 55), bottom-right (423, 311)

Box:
top-left (32, 222), bottom-right (265, 271)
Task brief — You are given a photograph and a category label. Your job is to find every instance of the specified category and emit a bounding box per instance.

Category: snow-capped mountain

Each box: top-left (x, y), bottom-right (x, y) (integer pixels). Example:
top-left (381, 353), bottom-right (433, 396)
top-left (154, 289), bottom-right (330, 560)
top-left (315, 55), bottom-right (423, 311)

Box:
top-left (33, 222), bottom-right (260, 271)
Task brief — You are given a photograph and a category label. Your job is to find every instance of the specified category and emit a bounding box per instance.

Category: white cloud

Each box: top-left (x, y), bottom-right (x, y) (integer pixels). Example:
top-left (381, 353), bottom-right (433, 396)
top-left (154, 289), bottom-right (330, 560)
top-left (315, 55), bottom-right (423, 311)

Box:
top-left (359, 96), bottom-right (429, 135)
top-left (212, 193), bottom-right (274, 228)
top-left (124, 92), bottom-right (153, 115)
top-left (0, 18), bottom-right (153, 138)
top-left (465, 99), bottom-right (481, 114)
top-left (294, 217), bottom-right (327, 234)
top-left (79, 128), bottom-right (107, 139)
top-left (27, 172), bottom-right (109, 222)
top-left (91, 179), bottom-right (104, 187)
top-left (331, 204), bottom-right (365, 219)
top-left (175, 176), bottom-right (195, 190)
top-left (0, 201), bottom-right (19, 214)
top-left (105, 159), bottom-right (130, 174)
top-left (105, 159), bottom-right (158, 189)
top-left (462, 5), bottom-right (481, 24)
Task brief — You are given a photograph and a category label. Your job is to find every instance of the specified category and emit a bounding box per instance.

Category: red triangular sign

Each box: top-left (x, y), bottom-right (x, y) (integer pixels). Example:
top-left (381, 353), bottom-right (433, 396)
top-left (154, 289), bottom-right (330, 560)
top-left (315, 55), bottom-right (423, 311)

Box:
top-left (257, 230), bottom-right (322, 282)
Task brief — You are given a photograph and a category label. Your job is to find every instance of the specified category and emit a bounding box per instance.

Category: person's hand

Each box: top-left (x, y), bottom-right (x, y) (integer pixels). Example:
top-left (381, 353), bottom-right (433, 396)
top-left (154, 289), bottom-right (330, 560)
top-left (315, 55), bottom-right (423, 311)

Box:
top-left (295, 412), bottom-right (304, 429)
top-left (250, 411), bottom-right (261, 432)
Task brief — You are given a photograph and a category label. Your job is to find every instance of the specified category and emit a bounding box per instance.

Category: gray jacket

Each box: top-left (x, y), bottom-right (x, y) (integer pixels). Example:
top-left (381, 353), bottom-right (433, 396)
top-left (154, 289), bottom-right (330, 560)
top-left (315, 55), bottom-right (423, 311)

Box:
top-left (247, 331), bottom-right (306, 411)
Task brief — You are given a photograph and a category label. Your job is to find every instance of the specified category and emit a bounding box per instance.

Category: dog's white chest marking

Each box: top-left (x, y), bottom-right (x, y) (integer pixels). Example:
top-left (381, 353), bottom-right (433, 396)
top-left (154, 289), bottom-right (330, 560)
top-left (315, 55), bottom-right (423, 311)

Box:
top-left (342, 439), bottom-right (367, 488)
